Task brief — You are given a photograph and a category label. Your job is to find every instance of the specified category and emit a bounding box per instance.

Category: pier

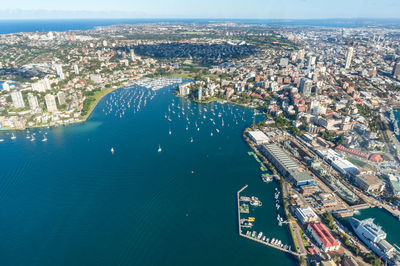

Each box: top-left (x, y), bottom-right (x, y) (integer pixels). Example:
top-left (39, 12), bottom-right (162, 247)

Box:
top-left (236, 185), bottom-right (306, 258)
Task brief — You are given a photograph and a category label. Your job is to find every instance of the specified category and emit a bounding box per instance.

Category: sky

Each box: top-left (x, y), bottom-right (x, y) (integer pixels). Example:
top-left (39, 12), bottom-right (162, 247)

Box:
top-left (0, 0), bottom-right (400, 20)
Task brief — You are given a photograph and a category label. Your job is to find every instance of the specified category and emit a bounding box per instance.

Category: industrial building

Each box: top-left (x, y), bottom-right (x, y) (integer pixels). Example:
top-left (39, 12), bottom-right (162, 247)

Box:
top-left (247, 130), bottom-right (270, 145)
top-left (316, 149), bottom-right (359, 176)
top-left (353, 171), bottom-right (385, 193)
top-left (307, 223), bottom-right (341, 252)
top-left (260, 144), bottom-right (314, 186)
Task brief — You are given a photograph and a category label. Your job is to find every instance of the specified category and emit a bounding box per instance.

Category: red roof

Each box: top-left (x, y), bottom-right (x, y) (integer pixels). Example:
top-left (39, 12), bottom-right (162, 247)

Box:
top-left (309, 223), bottom-right (339, 248)
top-left (369, 154), bottom-right (383, 162)
top-left (308, 247), bottom-right (317, 255)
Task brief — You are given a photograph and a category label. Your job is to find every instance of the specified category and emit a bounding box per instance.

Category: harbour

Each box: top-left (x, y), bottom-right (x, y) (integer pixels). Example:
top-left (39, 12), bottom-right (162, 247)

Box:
top-left (0, 83), bottom-right (295, 266)
top-left (237, 185), bottom-right (306, 258)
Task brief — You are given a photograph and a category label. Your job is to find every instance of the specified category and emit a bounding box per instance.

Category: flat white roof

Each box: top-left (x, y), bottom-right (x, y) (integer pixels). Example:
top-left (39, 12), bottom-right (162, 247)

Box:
top-left (248, 130), bottom-right (269, 143)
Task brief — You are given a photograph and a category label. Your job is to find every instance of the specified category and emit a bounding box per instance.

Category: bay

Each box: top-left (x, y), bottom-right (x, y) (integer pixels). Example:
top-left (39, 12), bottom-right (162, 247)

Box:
top-left (0, 84), bottom-right (295, 266)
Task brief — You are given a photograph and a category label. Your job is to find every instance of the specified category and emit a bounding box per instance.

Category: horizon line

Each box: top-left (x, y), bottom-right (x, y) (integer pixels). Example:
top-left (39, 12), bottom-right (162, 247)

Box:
top-left (1, 17), bottom-right (400, 21)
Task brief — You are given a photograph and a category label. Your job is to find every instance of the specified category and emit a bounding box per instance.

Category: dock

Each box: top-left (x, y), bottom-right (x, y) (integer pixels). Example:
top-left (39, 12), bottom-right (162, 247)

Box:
top-left (236, 185), bottom-right (306, 258)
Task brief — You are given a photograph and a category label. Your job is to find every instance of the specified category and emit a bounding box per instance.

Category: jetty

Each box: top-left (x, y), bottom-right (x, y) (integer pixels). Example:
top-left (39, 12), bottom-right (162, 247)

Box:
top-left (236, 185), bottom-right (305, 258)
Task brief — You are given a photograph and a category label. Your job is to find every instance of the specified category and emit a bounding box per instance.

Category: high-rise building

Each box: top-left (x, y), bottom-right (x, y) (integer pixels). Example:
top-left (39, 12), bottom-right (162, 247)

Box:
top-left (11, 91), bottom-right (25, 108)
top-left (27, 93), bottom-right (39, 110)
top-left (130, 49), bottom-right (136, 61)
top-left (392, 62), bottom-right (400, 80)
top-left (73, 64), bottom-right (79, 75)
top-left (198, 87), bottom-right (203, 101)
top-left (299, 78), bottom-right (312, 97)
top-left (298, 49), bottom-right (305, 61)
top-left (55, 64), bottom-right (65, 80)
top-left (178, 84), bottom-right (190, 96)
top-left (32, 78), bottom-right (51, 92)
top-left (345, 47), bottom-right (354, 69)
top-left (57, 91), bottom-right (66, 105)
top-left (45, 94), bottom-right (58, 112)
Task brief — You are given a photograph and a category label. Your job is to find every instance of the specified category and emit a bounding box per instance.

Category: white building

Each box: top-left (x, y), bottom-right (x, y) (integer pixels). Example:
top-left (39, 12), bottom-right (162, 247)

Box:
top-left (11, 91), bottom-right (25, 108)
top-left (32, 78), bottom-right (51, 92)
top-left (198, 87), bottom-right (203, 101)
top-left (57, 91), bottom-right (66, 105)
top-left (316, 149), bottom-right (359, 176)
top-left (247, 130), bottom-right (270, 145)
top-left (55, 64), bottom-right (65, 80)
top-left (27, 93), bottom-right (39, 110)
top-left (295, 206), bottom-right (319, 224)
top-left (73, 64), bottom-right (79, 75)
top-left (178, 83), bottom-right (190, 96)
top-left (345, 47), bottom-right (354, 69)
top-left (2, 82), bottom-right (10, 91)
top-left (45, 94), bottom-right (58, 112)
top-left (90, 74), bottom-right (102, 83)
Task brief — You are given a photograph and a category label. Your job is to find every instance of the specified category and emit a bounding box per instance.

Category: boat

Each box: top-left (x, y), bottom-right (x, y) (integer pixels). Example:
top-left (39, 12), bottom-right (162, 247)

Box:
top-left (190, 137), bottom-right (193, 143)
top-left (42, 135), bottom-right (48, 142)
top-left (111, 147), bottom-right (115, 154)
top-left (0, 139), bottom-right (4, 142)
top-left (11, 133), bottom-right (16, 140)
top-left (158, 145), bottom-right (162, 153)
top-left (261, 173), bottom-right (272, 183)
top-left (349, 217), bottom-right (400, 265)
top-left (257, 232), bottom-right (263, 240)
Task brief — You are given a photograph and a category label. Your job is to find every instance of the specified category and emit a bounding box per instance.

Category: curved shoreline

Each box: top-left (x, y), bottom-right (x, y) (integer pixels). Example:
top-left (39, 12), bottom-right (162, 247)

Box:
top-left (0, 81), bottom-right (137, 132)
top-left (1, 75), bottom-right (261, 133)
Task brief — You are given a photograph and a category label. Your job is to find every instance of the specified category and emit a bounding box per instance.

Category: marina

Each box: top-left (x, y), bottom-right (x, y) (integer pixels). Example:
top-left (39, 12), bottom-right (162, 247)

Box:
top-left (237, 185), bottom-right (305, 258)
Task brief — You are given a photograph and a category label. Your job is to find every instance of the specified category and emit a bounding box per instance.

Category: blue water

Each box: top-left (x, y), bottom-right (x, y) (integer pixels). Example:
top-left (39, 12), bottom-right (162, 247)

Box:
top-left (0, 84), bottom-right (295, 265)
top-left (0, 18), bottom-right (399, 34)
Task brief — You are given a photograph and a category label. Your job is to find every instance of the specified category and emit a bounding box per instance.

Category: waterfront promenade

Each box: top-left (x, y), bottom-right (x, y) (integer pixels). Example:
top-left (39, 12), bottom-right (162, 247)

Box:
top-left (236, 185), bottom-right (305, 258)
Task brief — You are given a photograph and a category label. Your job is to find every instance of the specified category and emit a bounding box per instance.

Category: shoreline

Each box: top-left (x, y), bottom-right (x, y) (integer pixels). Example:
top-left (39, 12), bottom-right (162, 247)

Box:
top-left (0, 79), bottom-right (141, 132)
top-left (1, 75), bottom-right (261, 133)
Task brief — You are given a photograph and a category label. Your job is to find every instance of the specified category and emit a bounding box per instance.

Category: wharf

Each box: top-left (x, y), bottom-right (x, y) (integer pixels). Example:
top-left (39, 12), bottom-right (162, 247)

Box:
top-left (236, 185), bottom-right (305, 258)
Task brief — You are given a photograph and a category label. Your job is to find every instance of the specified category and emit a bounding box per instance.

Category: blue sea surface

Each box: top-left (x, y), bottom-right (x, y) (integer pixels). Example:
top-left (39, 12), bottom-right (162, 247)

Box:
top-left (0, 18), bottom-right (399, 34)
top-left (0, 84), bottom-right (296, 265)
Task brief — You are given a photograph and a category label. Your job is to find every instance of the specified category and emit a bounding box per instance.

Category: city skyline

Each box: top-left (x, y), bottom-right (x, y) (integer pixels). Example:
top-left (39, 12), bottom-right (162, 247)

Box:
top-left (0, 0), bottom-right (400, 20)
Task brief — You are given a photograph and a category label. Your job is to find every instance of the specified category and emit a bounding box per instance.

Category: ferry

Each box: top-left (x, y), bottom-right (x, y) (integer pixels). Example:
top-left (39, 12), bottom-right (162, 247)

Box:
top-left (349, 218), bottom-right (400, 265)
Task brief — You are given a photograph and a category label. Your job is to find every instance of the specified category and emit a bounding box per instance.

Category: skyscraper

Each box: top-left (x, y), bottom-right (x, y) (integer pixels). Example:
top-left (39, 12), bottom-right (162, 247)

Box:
top-left (345, 47), bottom-right (354, 69)
top-left (130, 49), bottom-right (136, 61)
top-left (55, 64), bottom-right (65, 80)
top-left (27, 93), bottom-right (39, 110)
top-left (11, 91), bottom-right (25, 108)
top-left (393, 62), bottom-right (400, 80)
top-left (57, 91), bottom-right (66, 105)
top-left (198, 87), bottom-right (203, 101)
top-left (45, 94), bottom-right (58, 112)
top-left (299, 78), bottom-right (312, 97)
top-left (73, 64), bottom-right (79, 75)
